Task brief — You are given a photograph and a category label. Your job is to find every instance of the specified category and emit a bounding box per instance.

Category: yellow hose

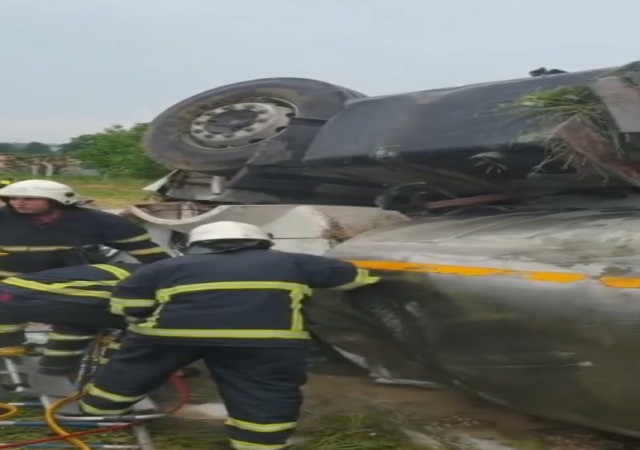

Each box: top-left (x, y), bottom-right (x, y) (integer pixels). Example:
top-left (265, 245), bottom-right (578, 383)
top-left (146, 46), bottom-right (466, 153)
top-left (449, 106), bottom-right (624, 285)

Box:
top-left (43, 334), bottom-right (106, 449)
top-left (0, 350), bottom-right (25, 421)
top-left (44, 392), bottom-right (91, 450)
top-left (0, 403), bottom-right (18, 420)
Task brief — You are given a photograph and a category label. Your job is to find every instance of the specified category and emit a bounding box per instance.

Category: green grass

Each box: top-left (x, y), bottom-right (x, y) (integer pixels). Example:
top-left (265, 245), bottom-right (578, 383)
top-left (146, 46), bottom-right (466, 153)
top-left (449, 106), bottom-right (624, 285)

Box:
top-left (514, 86), bottom-right (605, 121)
top-left (0, 401), bottom-right (136, 448)
top-left (2, 174), bottom-right (159, 209)
top-left (300, 409), bottom-right (422, 450)
top-left (512, 85), bottom-right (622, 176)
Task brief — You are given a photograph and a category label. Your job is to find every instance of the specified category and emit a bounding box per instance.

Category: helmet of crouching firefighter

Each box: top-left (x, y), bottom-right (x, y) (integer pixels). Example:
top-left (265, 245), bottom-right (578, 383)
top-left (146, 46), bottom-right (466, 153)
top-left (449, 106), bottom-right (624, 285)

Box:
top-left (186, 221), bottom-right (274, 254)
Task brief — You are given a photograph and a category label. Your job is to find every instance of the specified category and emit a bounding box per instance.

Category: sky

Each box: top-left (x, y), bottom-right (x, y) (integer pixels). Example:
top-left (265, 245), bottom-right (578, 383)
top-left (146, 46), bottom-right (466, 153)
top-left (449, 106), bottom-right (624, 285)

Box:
top-left (0, 0), bottom-right (639, 143)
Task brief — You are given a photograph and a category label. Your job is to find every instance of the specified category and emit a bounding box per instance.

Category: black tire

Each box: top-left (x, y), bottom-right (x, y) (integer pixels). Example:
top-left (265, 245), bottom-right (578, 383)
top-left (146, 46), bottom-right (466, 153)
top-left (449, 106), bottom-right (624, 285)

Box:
top-left (143, 78), bottom-right (365, 172)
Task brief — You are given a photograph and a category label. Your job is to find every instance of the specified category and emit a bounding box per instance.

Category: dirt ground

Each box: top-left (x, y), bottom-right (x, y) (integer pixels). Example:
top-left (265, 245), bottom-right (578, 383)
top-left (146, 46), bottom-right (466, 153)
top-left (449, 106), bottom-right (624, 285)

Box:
top-left (143, 359), bottom-right (640, 450)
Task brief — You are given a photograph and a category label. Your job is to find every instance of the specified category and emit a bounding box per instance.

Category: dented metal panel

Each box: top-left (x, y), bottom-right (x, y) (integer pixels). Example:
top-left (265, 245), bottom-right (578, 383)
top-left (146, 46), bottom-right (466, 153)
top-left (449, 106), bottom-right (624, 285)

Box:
top-left (300, 68), bottom-right (618, 199)
top-left (316, 208), bottom-right (640, 437)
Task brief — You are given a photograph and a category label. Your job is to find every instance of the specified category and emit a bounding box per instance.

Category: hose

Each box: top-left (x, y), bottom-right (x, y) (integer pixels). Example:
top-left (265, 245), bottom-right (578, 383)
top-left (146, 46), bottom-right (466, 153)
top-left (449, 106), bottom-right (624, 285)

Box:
top-left (0, 374), bottom-right (190, 449)
top-left (0, 350), bottom-right (28, 421)
top-left (44, 392), bottom-right (91, 450)
top-left (0, 403), bottom-right (18, 420)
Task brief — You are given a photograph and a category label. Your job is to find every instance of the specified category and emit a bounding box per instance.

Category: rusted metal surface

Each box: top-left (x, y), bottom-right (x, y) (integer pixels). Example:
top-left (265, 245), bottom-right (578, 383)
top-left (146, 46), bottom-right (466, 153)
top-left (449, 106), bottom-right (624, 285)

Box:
top-left (590, 76), bottom-right (640, 134)
top-left (553, 116), bottom-right (640, 187)
top-left (423, 193), bottom-right (518, 210)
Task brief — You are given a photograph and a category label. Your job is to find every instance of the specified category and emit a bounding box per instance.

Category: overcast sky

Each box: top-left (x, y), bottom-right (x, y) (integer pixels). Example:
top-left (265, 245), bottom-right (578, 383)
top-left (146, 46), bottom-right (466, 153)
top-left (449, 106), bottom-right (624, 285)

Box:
top-left (0, 0), bottom-right (638, 143)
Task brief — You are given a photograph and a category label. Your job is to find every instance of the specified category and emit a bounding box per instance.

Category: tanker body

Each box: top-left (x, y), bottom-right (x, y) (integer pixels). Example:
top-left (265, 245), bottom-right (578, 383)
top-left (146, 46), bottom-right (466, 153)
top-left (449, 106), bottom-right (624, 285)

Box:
top-left (318, 207), bottom-right (640, 437)
top-left (109, 58), bottom-right (640, 439)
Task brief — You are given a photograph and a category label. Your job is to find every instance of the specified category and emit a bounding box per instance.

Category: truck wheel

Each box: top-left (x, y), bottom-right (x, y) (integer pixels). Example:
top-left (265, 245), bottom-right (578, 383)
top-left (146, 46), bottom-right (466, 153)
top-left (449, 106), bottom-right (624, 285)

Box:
top-left (143, 78), bottom-right (365, 172)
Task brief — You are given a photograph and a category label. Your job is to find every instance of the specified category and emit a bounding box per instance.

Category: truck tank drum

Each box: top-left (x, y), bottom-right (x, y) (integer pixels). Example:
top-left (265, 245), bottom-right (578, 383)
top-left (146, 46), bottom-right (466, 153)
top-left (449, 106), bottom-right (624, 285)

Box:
top-left (323, 207), bottom-right (640, 437)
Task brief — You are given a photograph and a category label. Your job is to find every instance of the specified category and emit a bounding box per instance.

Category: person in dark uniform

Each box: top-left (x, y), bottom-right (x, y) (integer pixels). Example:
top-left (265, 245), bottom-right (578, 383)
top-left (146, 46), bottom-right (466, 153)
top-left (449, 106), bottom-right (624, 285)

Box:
top-left (0, 179), bottom-right (170, 280)
top-left (79, 221), bottom-right (379, 450)
top-left (0, 262), bottom-right (143, 375)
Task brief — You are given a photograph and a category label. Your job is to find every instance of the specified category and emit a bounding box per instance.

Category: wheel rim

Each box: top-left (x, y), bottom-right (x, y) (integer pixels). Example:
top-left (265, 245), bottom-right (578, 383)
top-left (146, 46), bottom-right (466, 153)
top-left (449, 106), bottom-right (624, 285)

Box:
top-left (187, 98), bottom-right (297, 149)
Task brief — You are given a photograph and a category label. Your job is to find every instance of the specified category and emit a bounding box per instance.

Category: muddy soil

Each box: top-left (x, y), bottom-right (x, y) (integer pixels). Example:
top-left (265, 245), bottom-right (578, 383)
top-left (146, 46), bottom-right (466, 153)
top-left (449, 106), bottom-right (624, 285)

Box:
top-left (151, 360), bottom-right (640, 450)
top-left (6, 331), bottom-right (640, 449)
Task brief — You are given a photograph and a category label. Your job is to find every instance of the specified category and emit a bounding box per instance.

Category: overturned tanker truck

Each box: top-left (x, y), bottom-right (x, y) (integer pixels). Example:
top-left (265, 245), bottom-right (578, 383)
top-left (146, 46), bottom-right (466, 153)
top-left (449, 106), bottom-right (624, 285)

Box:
top-left (110, 60), bottom-right (640, 438)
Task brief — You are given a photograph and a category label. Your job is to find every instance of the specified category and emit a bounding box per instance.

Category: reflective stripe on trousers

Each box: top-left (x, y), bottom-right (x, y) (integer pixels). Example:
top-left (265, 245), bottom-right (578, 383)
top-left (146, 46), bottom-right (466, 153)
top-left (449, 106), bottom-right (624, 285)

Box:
top-left (40, 327), bottom-right (98, 375)
top-left (0, 323), bottom-right (25, 347)
top-left (79, 343), bottom-right (307, 448)
top-left (229, 439), bottom-right (291, 450)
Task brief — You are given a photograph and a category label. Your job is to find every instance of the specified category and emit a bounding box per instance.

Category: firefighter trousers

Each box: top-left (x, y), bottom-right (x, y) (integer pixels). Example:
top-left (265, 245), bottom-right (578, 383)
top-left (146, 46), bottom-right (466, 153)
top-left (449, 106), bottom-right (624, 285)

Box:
top-left (80, 339), bottom-right (309, 450)
top-left (0, 299), bottom-right (125, 374)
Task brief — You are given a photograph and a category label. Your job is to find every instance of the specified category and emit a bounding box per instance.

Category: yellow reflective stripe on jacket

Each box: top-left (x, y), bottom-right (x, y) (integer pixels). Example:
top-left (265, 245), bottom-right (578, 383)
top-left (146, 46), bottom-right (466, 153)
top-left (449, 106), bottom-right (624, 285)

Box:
top-left (92, 264), bottom-right (132, 280)
top-left (0, 245), bottom-right (73, 252)
top-left (331, 268), bottom-right (380, 291)
top-left (225, 417), bottom-right (297, 433)
top-left (84, 383), bottom-right (146, 403)
top-left (128, 248), bottom-right (166, 256)
top-left (230, 439), bottom-right (290, 450)
top-left (156, 281), bottom-right (311, 300)
top-left (111, 298), bottom-right (156, 308)
top-left (110, 297), bottom-right (157, 316)
top-left (1, 278), bottom-right (111, 298)
top-left (110, 234), bottom-right (152, 244)
top-left (289, 289), bottom-right (305, 332)
top-left (0, 324), bottom-right (26, 333)
top-left (110, 304), bottom-right (126, 316)
top-left (128, 326), bottom-right (311, 340)
top-left (49, 280), bottom-right (119, 289)
top-left (154, 281), bottom-right (312, 334)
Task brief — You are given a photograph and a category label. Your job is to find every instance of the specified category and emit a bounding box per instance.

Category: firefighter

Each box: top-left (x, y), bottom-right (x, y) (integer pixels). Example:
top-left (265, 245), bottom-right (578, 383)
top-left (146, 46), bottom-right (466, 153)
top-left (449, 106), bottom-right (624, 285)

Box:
top-left (0, 262), bottom-right (143, 374)
top-left (79, 221), bottom-right (379, 450)
top-left (0, 179), bottom-right (171, 281)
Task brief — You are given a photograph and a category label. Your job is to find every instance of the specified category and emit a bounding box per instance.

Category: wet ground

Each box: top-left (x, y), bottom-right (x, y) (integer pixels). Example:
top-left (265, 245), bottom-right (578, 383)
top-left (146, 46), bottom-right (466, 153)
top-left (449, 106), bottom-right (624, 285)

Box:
top-left (152, 360), bottom-right (640, 450)
top-left (5, 333), bottom-right (640, 449)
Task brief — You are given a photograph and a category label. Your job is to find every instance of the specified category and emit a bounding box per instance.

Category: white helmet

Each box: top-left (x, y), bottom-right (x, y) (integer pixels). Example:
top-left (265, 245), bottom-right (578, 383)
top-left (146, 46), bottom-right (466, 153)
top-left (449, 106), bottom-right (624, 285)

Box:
top-left (188, 221), bottom-right (272, 246)
top-left (0, 179), bottom-right (77, 205)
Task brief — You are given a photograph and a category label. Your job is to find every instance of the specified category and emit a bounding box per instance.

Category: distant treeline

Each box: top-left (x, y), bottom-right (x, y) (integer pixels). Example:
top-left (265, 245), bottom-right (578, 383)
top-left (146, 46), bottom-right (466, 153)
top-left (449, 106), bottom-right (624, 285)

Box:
top-left (0, 142), bottom-right (55, 154)
top-left (2, 123), bottom-right (167, 178)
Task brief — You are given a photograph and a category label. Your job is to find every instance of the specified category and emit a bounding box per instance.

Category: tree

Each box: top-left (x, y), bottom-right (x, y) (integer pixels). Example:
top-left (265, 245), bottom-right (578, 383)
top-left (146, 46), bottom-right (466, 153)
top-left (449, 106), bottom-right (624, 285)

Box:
top-left (58, 135), bottom-right (94, 154)
top-left (0, 143), bottom-right (20, 153)
top-left (63, 123), bottom-right (167, 178)
top-left (22, 142), bottom-right (52, 154)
